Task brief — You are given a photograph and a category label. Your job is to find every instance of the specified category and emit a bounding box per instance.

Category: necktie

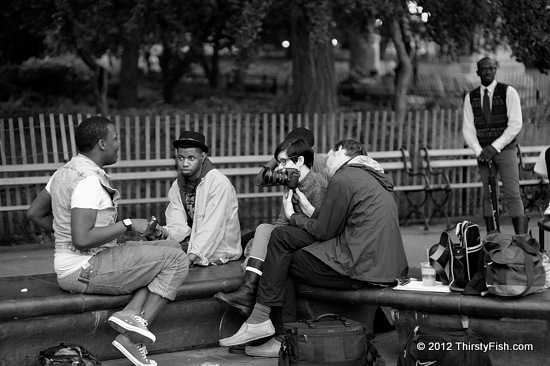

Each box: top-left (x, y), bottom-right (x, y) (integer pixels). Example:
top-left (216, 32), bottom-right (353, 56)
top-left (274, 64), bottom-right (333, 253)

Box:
top-left (483, 88), bottom-right (491, 123)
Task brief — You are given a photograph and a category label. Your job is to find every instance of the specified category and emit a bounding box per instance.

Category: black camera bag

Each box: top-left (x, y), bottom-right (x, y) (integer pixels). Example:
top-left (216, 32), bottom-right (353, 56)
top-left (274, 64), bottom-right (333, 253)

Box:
top-left (278, 313), bottom-right (384, 366)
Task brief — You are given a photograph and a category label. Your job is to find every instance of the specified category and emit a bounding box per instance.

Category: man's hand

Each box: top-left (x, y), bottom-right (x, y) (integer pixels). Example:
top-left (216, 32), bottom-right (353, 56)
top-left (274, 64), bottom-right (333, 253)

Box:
top-left (294, 188), bottom-right (315, 217)
top-left (188, 253), bottom-right (198, 266)
top-left (283, 189), bottom-right (295, 219)
top-left (131, 219), bottom-right (149, 236)
top-left (145, 216), bottom-right (168, 240)
top-left (478, 145), bottom-right (498, 162)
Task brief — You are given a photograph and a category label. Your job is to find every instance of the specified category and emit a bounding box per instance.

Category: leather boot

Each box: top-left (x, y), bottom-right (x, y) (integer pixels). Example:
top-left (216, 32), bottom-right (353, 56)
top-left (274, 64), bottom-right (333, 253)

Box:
top-left (214, 257), bottom-right (263, 316)
top-left (512, 216), bottom-right (530, 235)
top-left (484, 216), bottom-right (497, 235)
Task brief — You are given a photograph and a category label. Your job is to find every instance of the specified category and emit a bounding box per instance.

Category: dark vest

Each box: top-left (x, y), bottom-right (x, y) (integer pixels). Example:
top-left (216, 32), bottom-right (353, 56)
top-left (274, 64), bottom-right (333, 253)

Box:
top-left (470, 82), bottom-right (514, 147)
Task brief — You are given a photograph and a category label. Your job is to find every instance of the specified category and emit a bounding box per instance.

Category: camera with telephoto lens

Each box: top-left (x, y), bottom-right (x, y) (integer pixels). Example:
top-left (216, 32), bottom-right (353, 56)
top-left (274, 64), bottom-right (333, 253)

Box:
top-left (261, 167), bottom-right (300, 190)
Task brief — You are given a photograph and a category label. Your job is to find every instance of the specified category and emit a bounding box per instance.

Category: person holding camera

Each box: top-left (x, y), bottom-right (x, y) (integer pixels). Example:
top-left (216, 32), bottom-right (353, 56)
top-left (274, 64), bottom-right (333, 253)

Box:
top-left (214, 138), bottom-right (327, 331)
top-left (144, 131), bottom-right (242, 267)
top-left (219, 139), bottom-right (408, 357)
top-left (26, 117), bottom-right (189, 366)
top-left (254, 127), bottom-right (328, 187)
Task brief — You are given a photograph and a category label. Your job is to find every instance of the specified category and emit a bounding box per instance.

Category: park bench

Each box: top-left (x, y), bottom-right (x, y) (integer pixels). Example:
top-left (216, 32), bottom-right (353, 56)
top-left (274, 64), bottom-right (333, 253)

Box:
top-left (517, 144), bottom-right (549, 214)
top-left (420, 145), bottom-right (549, 223)
top-left (0, 149), bottom-right (439, 228)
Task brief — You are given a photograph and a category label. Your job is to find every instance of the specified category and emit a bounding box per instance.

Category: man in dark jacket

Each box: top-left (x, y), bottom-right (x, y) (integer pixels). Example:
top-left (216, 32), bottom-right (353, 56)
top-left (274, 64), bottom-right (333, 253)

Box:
top-left (219, 139), bottom-right (408, 357)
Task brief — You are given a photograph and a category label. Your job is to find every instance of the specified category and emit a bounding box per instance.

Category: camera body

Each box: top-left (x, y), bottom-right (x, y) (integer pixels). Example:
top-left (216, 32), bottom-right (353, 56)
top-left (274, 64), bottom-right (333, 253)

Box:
top-left (261, 167), bottom-right (300, 190)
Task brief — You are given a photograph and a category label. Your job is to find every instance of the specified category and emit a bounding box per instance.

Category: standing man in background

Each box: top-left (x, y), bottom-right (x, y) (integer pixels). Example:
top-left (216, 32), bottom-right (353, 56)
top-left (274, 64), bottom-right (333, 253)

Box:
top-left (462, 56), bottom-right (528, 234)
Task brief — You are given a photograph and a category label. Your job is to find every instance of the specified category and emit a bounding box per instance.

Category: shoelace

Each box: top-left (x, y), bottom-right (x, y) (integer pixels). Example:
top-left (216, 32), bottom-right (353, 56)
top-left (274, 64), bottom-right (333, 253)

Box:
top-left (136, 344), bottom-right (150, 362)
top-left (131, 314), bottom-right (149, 328)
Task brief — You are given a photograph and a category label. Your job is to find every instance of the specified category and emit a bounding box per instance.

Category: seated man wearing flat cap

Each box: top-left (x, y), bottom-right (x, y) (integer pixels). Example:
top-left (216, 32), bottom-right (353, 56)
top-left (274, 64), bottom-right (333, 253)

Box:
top-left (146, 131), bottom-right (242, 266)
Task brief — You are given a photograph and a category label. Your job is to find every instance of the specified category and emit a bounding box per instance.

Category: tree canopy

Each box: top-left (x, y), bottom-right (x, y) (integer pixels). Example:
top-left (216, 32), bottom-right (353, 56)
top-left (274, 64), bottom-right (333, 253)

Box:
top-left (2, 0), bottom-right (549, 116)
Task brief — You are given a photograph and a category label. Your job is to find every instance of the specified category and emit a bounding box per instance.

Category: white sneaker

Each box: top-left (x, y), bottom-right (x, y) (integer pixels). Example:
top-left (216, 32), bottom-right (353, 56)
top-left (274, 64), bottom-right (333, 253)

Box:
top-left (245, 337), bottom-right (281, 358)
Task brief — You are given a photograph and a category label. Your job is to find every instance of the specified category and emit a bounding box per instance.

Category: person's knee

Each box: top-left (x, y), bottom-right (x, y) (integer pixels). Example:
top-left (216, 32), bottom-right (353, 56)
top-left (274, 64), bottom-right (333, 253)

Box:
top-left (269, 226), bottom-right (287, 243)
top-left (255, 223), bottom-right (274, 236)
top-left (172, 250), bottom-right (190, 275)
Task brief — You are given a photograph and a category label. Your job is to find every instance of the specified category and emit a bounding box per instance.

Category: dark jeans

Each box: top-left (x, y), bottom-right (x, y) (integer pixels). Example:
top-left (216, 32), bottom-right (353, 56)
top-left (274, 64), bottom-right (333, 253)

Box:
top-left (256, 226), bottom-right (371, 334)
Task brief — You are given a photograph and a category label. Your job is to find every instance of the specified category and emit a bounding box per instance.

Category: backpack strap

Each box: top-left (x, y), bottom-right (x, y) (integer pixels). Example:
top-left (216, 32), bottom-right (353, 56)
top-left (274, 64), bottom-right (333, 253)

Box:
top-left (429, 242), bottom-right (450, 285)
top-left (512, 235), bottom-right (538, 297)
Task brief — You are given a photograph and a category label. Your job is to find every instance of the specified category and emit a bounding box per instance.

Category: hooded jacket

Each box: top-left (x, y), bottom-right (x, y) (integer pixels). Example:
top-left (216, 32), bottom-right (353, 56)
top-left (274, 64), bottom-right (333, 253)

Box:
top-left (291, 155), bottom-right (408, 283)
top-left (164, 158), bottom-right (242, 266)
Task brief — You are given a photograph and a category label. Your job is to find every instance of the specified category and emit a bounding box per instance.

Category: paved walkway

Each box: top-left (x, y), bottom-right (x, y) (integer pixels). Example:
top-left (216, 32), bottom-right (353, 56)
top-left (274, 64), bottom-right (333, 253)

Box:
top-left (1, 217), bottom-right (544, 365)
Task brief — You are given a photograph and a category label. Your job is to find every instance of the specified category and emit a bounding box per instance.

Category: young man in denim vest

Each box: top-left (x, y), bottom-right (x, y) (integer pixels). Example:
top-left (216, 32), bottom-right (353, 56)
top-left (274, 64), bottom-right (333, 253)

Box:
top-left (27, 116), bottom-right (189, 366)
top-left (463, 56), bottom-right (528, 234)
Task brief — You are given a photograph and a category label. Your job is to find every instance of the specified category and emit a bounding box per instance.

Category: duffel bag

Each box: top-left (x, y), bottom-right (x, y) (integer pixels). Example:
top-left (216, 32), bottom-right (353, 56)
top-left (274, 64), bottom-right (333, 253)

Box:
top-left (278, 313), bottom-right (384, 366)
top-left (484, 233), bottom-right (546, 297)
top-left (397, 324), bottom-right (492, 366)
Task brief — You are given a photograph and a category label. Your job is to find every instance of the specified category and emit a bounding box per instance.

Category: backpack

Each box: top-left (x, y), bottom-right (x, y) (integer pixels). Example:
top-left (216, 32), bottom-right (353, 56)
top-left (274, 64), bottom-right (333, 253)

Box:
top-left (35, 343), bottom-right (101, 366)
top-left (429, 221), bottom-right (484, 291)
top-left (484, 233), bottom-right (546, 297)
top-left (278, 313), bottom-right (385, 366)
top-left (397, 324), bottom-right (492, 366)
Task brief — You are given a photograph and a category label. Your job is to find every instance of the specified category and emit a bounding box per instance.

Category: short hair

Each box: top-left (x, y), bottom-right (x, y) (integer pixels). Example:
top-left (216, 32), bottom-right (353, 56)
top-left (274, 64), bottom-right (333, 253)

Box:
top-left (332, 139), bottom-right (367, 158)
top-left (274, 138), bottom-right (314, 168)
top-left (286, 127), bottom-right (315, 147)
top-left (75, 116), bottom-right (113, 153)
top-left (477, 57), bottom-right (498, 69)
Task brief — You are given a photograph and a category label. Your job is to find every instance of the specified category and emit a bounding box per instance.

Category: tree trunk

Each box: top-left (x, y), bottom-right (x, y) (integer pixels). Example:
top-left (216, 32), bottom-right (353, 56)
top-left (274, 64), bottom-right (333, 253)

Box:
top-left (118, 1), bottom-right (146, 108)
top-left (348, 20), bottom-right (380, 77)
top-left (54, 0), bottom-right (109, 115)
top-left (159, 44), bottom-right (190, 104)
top-left (95, 66), bottom-right (108, 116)
top-left (290, 13), bottom-right (336, 114)
top-left (390, 18), bottom-right (413, 127)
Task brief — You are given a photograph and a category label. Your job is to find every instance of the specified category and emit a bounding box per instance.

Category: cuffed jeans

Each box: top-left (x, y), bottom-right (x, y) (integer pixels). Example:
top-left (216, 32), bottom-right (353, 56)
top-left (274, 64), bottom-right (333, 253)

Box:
top-left (479, 144), bottom-right (524, 218)
top-left (58, 240), bottom-right (189, 301)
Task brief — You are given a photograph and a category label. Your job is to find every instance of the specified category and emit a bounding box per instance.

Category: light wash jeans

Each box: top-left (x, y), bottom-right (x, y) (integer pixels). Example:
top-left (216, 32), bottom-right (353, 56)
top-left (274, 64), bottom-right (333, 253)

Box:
top-left (59, 240), bottom-right (189, 301)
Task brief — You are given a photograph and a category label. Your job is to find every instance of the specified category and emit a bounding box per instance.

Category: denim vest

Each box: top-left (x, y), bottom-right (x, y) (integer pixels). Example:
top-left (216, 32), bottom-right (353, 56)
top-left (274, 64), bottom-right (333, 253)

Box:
top-left (50, 154), bottom-right (120, 255)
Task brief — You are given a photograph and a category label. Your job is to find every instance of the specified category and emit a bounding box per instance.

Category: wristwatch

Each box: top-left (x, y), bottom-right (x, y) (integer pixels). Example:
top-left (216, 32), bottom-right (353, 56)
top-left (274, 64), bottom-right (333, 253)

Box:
top-left (122, 218), bottom-right (132, 232)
